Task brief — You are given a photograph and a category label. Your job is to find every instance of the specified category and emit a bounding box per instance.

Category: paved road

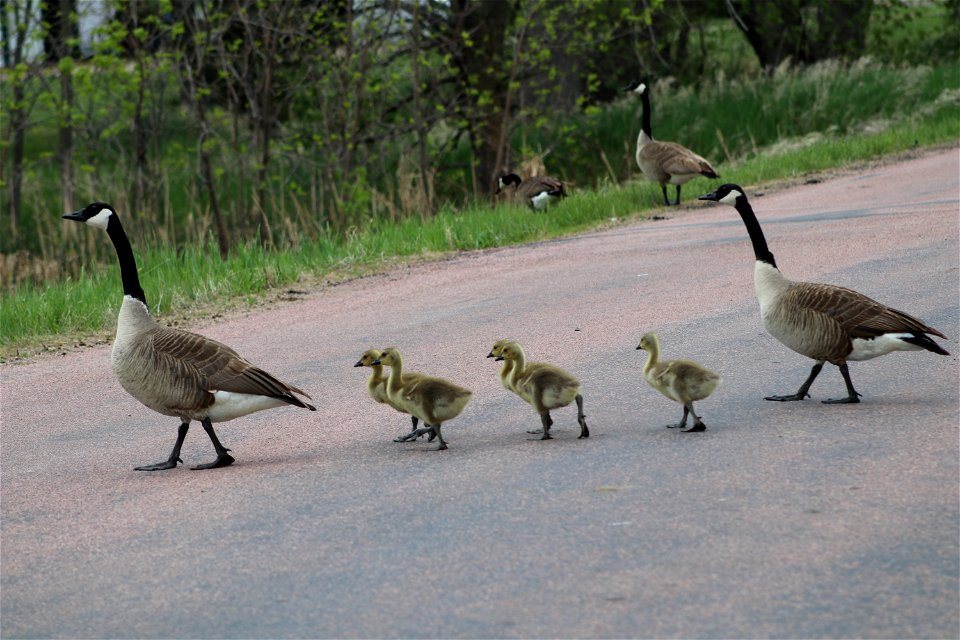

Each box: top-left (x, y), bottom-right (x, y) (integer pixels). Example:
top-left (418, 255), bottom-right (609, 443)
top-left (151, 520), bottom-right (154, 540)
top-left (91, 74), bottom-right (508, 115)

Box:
top-left (2, 149), bottom-right (958, 639)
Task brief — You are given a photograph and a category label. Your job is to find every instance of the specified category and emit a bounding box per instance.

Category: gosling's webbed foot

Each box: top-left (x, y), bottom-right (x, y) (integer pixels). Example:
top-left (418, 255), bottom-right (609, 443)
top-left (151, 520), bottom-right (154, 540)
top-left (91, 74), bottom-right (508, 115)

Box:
top-left (666, 423), bottom-right (685, 429)
top-left (191, 451), bottom-right (234, 470)
top-left (681, 422), bottom-right (706, 433)
top-left (764, 392), bottom-right (810, 402)
top-left (540, 433), bottom-right (553, 440)
top-left (436, 443), bottom-right (448, 451)
top-left (396, 426), bottom-right (435, 443)
top-left (526, 429), bottom-right (545, 435)
top-left (134, 457), bottom-right (183, 471)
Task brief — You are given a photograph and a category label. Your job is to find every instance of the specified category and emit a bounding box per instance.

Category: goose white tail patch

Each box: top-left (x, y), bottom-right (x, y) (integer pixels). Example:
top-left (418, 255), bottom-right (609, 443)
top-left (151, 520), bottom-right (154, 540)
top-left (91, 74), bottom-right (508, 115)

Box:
top-left (849, 333), bottom-right (923, 361)
top-left (207, 391), bottom-right (288, 422)
top-left (530, 191), bottom-right (557, 210)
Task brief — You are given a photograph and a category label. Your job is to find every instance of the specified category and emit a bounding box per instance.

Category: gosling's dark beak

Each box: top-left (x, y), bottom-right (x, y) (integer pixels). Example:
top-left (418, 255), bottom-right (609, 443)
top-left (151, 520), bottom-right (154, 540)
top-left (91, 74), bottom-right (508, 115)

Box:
top-left (494, 355), bottom-right (504, 361)
top-left (636, 345), bottom-right (642, 350)
top-left (353, 360), bottom-right (363, 367)
top-left (371, 359), bottom-right (381, 366)
top-left (62, 210), bottom-right (85, 221)
top-left (486, 351), bottom-right (495, 358)
top-left (698, 190), bottom-right (719, 201)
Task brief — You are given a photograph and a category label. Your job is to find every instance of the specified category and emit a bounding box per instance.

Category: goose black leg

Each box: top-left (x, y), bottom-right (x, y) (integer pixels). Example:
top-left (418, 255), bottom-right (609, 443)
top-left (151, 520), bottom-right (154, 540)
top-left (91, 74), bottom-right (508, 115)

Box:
top-left (539, 412), bottom-right (553, 440)
top-left (432, 424), bottom-right (448, 451)
top-left (673, 184), bottom-right (682, 206)
top-left (681, 402), bottom-right (706, 433)
top-left (527, 413), bottom-right (553, 435)
top-left (822, 363), bottom-right (862, 404)
top-left (135, 422), bottom-right (189, 471)
top-left (766, 362), bottom-right (823, 401)
top-left (661, 184), bottom-right (671, 206)
top-left (667, 405), bottom-right (689, 429)
top-left (576, 394), bottom-right (589, 438)
top-left (192, 418), bottom-right (235, 470)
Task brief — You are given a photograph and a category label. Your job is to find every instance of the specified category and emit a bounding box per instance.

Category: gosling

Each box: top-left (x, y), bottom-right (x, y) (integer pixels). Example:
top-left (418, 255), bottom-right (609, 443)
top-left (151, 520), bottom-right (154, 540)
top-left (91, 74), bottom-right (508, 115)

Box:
top-left (355, 348), bottom-right (428, 439)
top-left (495, 340), bottom-right (589, 440)
top-left (374, 347), bottom-right (472, 451)
top-left (637, 332), bottom-right (720, 432)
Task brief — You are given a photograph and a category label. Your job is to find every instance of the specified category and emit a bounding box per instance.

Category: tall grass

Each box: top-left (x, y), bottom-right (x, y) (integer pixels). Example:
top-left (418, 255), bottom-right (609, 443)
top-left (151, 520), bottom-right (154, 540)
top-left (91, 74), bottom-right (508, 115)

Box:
top-left (3, 85), bottom-right (957, 359)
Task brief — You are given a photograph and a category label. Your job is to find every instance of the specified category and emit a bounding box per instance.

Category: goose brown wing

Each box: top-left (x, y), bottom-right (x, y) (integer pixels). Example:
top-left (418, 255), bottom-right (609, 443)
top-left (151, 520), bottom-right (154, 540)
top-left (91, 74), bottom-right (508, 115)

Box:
top-left (151, 327), bottom-right (314, 407)
top-left (518, 176), bottom-right (563, 198)
top-left (789, 283), bottom-right (944, 339)
top-left (657, 143), bottom-right (718, 178)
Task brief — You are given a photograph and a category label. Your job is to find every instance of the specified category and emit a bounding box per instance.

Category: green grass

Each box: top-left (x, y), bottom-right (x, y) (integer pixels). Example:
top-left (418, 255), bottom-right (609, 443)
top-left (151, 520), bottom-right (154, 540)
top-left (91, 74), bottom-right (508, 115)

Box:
top-left (3, 88), bottom-right (957, 359)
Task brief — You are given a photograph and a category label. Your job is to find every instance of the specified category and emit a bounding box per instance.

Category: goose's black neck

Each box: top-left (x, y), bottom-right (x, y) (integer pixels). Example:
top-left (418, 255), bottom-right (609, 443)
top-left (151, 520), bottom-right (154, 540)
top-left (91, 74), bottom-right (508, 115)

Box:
top-left (640, 89), bottom-right (653, 138)
top-left (106, 215), bottom-right (147, 305)
top-left (734, 197), bottom-right (777, 268)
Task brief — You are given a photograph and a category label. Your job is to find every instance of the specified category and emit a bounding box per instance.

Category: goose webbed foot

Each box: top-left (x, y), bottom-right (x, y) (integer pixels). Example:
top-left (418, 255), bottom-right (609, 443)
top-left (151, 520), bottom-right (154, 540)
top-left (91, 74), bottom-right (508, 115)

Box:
top-left (538, 412), bottom-right (553, 440)
top-left (193, 419), bottom-right (234, 470)
top-left (134, 456), bottom-right (182, 471)
top-left (135, 422), bottom-right (188, 471)
top-left (191, 451), bottom-right (235, 470)
top-left (681, 421), bottom-right (706, 433)
top-left (527, 413), bottom-right (553, 435)
top-left (767, 363), bottom-right (823, 402)
top-left (822, 393), bottom-right (861, 404)
top-left (823, 364), bottom-right (862, 404)
top-left (764, 392), bottom-right (810, 402)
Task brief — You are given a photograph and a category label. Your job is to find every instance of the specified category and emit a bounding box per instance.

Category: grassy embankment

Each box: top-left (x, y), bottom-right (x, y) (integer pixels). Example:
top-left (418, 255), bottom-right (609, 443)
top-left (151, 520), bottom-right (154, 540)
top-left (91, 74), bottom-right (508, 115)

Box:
top-left (2, 61), bottom-right (958, 360)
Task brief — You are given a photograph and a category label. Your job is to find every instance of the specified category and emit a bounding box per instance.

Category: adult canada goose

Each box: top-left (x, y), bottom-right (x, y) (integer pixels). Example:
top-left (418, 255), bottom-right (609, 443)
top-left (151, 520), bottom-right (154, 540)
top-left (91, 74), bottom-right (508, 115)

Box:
top-left (373, 347), bottom-right (472, 451)
top-left (496, 172), bottom-right (566, 211)
top-left (63, 202), bottom-right (316, 470)
top-left (495, 341), bottom-right (589, 440)
top-left (698, 184), bottom-right (950, 403)
top-left (637, 333), bottom-right (720, 432)
top-left (625, 80), bottom-right (719, 206)
top-left (354, 348), bottom-right (425, 438)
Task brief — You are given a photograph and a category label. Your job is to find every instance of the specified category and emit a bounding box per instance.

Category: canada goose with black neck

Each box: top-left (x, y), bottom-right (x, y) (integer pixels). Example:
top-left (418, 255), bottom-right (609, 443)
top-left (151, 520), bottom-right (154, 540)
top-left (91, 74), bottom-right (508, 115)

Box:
top-left (698, 184), bottom-right (949, 403)
top-left (625, 80), bottom-right (719, 206)
top-left (63, 202), bottom-right (315, 470)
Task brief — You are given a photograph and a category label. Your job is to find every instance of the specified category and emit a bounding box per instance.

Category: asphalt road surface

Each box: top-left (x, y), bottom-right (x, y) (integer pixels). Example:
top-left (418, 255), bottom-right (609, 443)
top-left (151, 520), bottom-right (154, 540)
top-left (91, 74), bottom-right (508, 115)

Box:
top-left (3, 149), bottom-right (958, 639)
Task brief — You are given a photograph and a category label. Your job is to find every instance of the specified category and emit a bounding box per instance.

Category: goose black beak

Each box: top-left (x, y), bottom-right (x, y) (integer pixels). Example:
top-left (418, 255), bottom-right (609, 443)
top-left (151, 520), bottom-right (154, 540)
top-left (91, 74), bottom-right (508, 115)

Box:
top-left (494, 355), bottom-right (504, 361)
top-left (62, 210), bottom-right (86, 221)
top-left (698, 191), bottom-right (719, 201)
top-left (636, 345), bottom-right (643, 350)
top-left (353, 360), bottom-right (364, 367)
top-left (371, 359), bottom-right (381, 366)
top-left (486, 352), bottom-right (495, 358)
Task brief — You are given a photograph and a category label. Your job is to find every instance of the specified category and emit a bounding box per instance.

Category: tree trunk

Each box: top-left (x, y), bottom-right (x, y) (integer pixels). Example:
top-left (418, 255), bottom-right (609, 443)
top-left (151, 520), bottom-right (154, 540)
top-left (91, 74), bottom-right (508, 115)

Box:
top-left (813, 0), bottom-right (872, 59)
top-left (729, 0), bottom-right (809, 68)
top-left (449, 0), bottom-right (515, 196)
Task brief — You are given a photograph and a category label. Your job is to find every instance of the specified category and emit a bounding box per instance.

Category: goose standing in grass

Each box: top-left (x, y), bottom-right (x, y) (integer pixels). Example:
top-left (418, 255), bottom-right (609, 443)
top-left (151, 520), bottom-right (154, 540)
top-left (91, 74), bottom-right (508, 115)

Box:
top-left (495, 341), bottom-right (589, 440)
top-left (698, 184), bottom-right (950, 403)
top-left (625, 80), bottom-right (719, 206)
top-left (496, 172), bottom-right (567, 211)
top-left (355, 348), bottom-right (426, 439)
top-left (637, 333), bottom-right (720, 433)
top-left (374, 347), bottom-right (472, 451)
top-left (63, 202), bottom-right (316, 470)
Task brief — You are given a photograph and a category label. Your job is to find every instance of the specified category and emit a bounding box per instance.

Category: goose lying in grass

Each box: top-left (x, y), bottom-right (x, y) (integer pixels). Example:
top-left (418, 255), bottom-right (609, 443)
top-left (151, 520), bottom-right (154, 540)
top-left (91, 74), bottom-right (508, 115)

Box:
top-left (374, 347), bottom-right (472, 451)
top-left (63, 202), bottom-right (315, 470)
top-left (637, 333), bottom-right (720, 433)
top-left (355, 348), bottom-right (426, 438)
top-left (496, 172), bottom-right (567, 211)
top-left (699, 183), bottom-right (949, 403)
top-left (495, 340), bottom-right (589, 440)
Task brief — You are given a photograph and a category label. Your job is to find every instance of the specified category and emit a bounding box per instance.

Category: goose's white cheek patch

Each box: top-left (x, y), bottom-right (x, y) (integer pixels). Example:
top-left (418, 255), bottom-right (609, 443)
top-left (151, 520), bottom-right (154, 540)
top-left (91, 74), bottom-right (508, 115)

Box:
top-left (87, 209), bottom-right (112, 230)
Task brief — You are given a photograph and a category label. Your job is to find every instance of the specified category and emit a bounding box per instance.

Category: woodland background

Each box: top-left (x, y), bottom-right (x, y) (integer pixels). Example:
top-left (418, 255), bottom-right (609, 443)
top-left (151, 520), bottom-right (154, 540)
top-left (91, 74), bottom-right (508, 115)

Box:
top-left (1, 0), bottom-right (958, 292)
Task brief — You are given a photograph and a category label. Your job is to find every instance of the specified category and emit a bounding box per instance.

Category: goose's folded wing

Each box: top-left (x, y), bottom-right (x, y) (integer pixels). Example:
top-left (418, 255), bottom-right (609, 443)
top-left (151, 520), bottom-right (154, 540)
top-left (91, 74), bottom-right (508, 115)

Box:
top-left (789, 283), bottom-right (942, 339)
top-left (657, 143), bottom-right (717, 177)
top-left (151, 328), bottom-right (312, 403)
